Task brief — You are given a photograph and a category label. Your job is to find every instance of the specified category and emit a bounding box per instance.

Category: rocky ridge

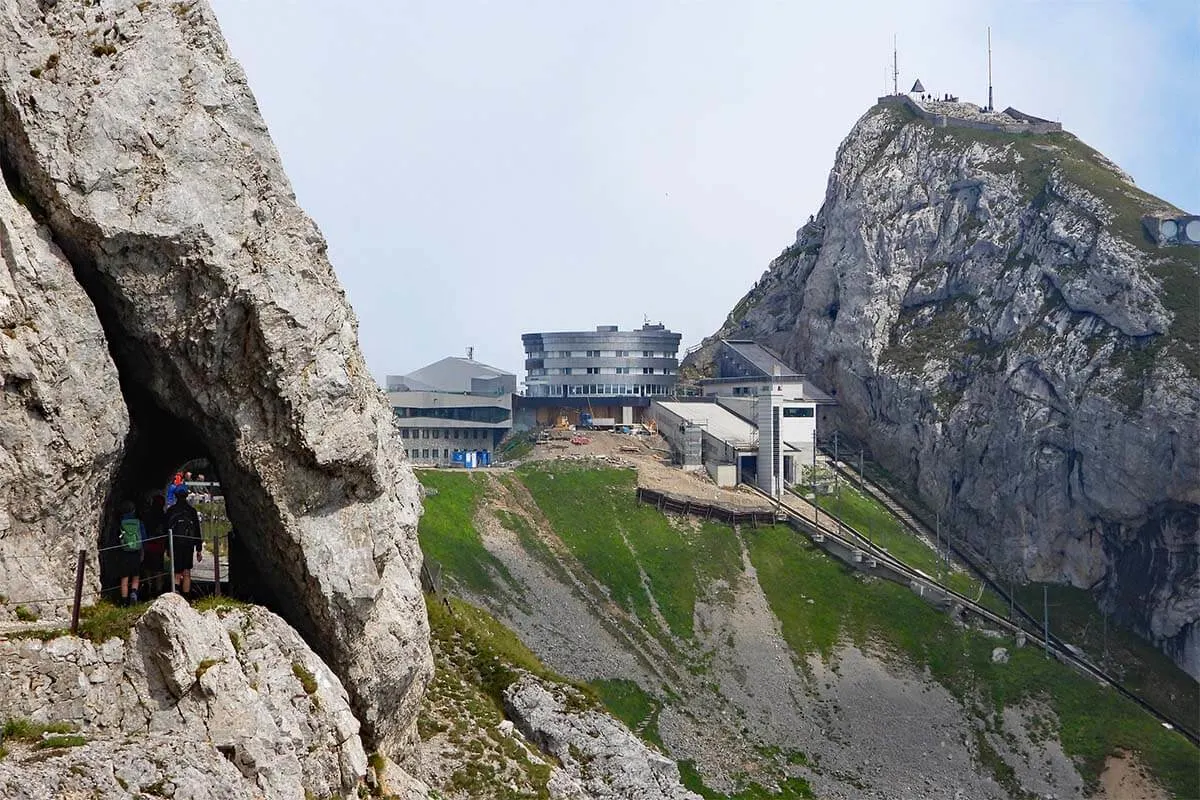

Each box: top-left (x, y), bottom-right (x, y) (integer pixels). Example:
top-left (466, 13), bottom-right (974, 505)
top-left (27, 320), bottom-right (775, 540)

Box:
top-left (0, 595), bottom-right (370, 799)
top-left (0, 0), bottom-right (431, 751)
top-left (690, 101), bottom-right (1200, 676)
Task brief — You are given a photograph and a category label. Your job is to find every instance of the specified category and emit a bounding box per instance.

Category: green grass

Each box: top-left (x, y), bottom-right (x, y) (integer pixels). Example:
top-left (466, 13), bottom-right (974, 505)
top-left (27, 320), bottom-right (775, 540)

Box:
top-left (415, 470), bottom-right (514, 596)
top-left (497, 430), bottom-right (536, 462)
top-left (1012, 583), bottom-right (1199, 732)
top-left (516, 462), bottom-right (747, 643)
top-left (292, 662), bottom-right (318, 695)
top-left (76, 600), bottom-right (145, 642)
top-left (192, 596), bottom-right (249, 615)
top-left (812, 483), bottom-right (1007, 614)
top-left (13, 605), bottom-right (37, 622)
top-left (678, 760), bottom-right (814, 799)
top-left (427, 595), bottom-right (595, 711)
top-left (0, 719), bottom-right (84, 754)
top-left (589, 678), bottom-right (665, 750)
top-left (516, 463), bottom-right (688, 640)
top-left (33, 734), bottom-right (86, 750)
top-left (743, 525), bottom-right (1198, 796)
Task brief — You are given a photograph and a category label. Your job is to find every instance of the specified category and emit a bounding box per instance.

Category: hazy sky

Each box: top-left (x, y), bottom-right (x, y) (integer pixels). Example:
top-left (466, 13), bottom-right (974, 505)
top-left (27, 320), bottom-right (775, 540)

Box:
top-left (207, 1), bottom-right (1199, 384)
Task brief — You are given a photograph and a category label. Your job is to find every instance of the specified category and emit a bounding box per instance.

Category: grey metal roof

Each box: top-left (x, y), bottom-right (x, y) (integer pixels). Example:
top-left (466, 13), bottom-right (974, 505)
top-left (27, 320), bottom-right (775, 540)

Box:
top-left (393, 357), bottom-right (514, 394)
top-left (723, 340), bottom-right (800, 378)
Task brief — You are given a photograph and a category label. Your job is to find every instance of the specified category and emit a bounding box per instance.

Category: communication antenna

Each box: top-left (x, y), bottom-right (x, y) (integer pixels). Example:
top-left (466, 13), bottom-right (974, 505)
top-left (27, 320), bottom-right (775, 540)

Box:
top-left (987, 26), bottom-right (994, 112)
top-left (466, 346), bottom-right (474, 360)
top-left (892, 35), bottom-right (899, 95)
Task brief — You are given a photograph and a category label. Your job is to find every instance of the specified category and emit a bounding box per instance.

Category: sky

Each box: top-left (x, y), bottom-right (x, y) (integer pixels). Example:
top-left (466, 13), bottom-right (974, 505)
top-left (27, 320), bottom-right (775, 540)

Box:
top-left (206, 0), bottom-right (1199, 385)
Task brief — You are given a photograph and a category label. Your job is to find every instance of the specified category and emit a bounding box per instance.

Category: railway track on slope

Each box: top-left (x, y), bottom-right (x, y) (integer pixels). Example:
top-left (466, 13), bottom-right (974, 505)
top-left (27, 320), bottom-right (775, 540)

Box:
top-left (777, 456), bottom-right (1200, 748)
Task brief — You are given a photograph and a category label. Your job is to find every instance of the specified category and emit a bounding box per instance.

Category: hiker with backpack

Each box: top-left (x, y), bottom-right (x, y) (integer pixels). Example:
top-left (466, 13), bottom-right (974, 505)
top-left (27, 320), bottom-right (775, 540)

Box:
top-left (141, 493), bottom-right (168, 599)
top-left (166, 491), bottom-right (204, 598)
top-left (113, 500), bottom-right (146, 606)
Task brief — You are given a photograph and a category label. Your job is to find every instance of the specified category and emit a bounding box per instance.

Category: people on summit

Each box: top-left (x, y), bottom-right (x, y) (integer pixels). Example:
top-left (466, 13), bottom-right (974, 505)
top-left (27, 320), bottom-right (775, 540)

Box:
top-left (165, 490), bottom-right (204, 597)
top-left (113, 500), bottom-right (145, 606)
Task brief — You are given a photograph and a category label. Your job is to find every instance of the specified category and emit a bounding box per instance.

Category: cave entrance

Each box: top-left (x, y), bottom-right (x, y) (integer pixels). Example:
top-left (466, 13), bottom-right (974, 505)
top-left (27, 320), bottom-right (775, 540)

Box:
top-left (99, 381), bottom-right (260, 606)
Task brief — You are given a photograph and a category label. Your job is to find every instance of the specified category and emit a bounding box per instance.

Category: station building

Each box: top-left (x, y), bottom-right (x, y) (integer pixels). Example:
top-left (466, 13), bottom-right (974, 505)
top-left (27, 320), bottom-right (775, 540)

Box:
top-left (518, 323), bottom-right (682, 427)
top-left (386, 355), bottom-right (516, 466)
top-left (651, 340), bottom-right (832, 497)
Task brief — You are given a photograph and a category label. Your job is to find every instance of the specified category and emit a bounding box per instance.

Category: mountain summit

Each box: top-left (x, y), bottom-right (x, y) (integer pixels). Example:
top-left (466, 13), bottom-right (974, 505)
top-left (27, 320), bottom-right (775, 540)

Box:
top-left (692, 96), bottom-right (1199, 677)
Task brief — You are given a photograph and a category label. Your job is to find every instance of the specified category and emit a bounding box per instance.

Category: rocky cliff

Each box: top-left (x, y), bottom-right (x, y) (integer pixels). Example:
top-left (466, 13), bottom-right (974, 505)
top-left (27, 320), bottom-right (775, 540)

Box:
top-left (692, 100), bottom-right (1199, 677)
top-left (0, 0), bottom-right (430, 752)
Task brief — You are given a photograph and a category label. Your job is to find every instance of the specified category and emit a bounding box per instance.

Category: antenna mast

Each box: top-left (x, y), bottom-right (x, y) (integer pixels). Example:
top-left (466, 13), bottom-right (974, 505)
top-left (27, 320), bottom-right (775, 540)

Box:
top-left (987, 27), bottom-right (994, 111)
top-left (892, 35), bottom-right (898, 95)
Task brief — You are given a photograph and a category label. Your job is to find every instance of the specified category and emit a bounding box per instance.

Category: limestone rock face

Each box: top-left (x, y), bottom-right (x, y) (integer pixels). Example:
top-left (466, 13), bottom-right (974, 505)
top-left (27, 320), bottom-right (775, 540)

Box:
top-left (0, 141), bottom-right (127, 617)
top-left (695, 102), bottom-right (1200, 676)
top-left (0, 595), bottom-right (368, 799)
top-left (0, 0), bottom-right (431, 747)
top-left (504, 675), bottom-right (703, 800)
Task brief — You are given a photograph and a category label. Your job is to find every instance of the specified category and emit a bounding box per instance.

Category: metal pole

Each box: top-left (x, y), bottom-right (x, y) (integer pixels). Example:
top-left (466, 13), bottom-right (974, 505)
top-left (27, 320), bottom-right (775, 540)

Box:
top-left (168, 525), bottom-right (176, 595)
top-left (1009, 581), bottom-right (1014, 620)
top-left (1043, 584), bottom-right (1050, 659)
top-left (811, 440), bottom-right (817, 525)
top-left (936, 512), bottom-right (941, 579)
top-left (70, 549), bottom-right (85, 635)
top-left (213, 530), bottom-right (221, 597)
top-left (833, 431), bottom-right (840, 500)
top-left (858, 449), bottom-right (864, 488)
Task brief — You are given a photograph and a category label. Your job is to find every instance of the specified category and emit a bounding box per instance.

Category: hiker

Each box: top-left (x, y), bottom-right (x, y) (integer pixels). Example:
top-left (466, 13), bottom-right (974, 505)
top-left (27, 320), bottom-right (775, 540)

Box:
top-left (113, 500), bottom-right (145, 606)
top-left (165, 490), bottom-right (204, 598)
top-left (142, 493), bottom-right (168, 599)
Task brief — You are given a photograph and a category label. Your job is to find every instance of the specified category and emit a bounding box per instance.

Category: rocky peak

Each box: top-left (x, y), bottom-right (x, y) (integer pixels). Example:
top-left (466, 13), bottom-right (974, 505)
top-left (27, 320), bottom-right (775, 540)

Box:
top-left (695, 100), bottom-right (1199, 676)
top-left (0, 0), bottom-right (431, 751)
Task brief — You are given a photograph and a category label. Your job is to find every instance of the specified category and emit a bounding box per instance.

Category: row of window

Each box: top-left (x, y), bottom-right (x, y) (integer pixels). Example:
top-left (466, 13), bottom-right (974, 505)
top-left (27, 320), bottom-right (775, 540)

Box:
top-left (782, 406), bottom-right (816, 418)
top-left (524, 383), bottom-right (673, 398)
top-left (398, 428), bottom-right (494, 440)
top-left (393, 406), bottom-right (510, 423)
top-left (531, 367), bottom-right (675, 376)
top-left (408, 448), bottom-right (491, 461)
top-left (526, 350), bottom-right (674, 359)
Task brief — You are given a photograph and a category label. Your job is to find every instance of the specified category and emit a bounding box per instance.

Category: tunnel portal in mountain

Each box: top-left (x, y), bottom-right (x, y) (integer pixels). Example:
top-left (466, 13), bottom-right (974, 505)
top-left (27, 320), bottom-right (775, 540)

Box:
top-left (99, 381), bottom-right (268, 607)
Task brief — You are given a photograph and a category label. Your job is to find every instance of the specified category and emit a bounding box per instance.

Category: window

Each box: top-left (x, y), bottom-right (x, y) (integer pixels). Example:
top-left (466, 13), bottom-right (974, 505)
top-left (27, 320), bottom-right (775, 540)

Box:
top-left (643, 367), bottom-right (653, 374)
top-left (421, 449), bottom-right (430, 459)
top-left (616, 367), bottom-right (629, 374)
top-left (443, 449), bottom-right (449, 459)
top-left (586, 367), bottom-right (600, 374)
top-left (586, 350), bottom-right (600, 357)
top-left (433, 429), bottom-right (440, 439)
top-left (422, 429), bottom-right (429, 439)
top-left (616, 350), bottom-right (628, 357)
top-left (643, 350), bottom-right (653, 357)
top-left (783, 406), bottom-right (815, 418)
top-left (562, 367), bottom-right (572, 375)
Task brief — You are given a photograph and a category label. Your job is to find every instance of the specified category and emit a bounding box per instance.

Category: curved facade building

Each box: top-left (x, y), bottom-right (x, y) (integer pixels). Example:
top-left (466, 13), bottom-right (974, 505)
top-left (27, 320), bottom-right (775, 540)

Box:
top-left (520, 323), bottom-right (681, 426)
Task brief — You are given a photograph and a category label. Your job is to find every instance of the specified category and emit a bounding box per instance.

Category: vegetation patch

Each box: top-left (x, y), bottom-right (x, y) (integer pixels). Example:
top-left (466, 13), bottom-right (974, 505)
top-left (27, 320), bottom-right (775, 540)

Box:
top-left (193, 595), bottom-right (248, 615)
top-left (678, 760), bottom-right (814, 799)
top-left (292, 662), bottom-right (318, 695)
top-left (743, 525), bottom-right (1198, 796)
top-left (76, 600), bottom-right (145, 642)
top-left (416, 470), bottom-right (514, 596)
top-left (33, 734), bottom-right (86, 750)
top-left (13, 605), bottom-right (37, 622)
top-left (517, 462), bottom-right (742, 643)
top-left (589, 678), bottom-right (664, 750)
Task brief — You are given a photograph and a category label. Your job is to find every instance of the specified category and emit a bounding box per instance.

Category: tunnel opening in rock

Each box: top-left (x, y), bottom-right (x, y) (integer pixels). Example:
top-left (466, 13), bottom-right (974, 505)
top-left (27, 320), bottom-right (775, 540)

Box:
top-left (98, 379), bottom-right (265, 606)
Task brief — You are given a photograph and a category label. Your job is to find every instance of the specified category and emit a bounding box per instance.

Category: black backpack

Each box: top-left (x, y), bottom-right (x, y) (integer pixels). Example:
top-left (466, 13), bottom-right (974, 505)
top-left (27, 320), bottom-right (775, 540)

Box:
top-left (169, 508), bottom-right (199, 545)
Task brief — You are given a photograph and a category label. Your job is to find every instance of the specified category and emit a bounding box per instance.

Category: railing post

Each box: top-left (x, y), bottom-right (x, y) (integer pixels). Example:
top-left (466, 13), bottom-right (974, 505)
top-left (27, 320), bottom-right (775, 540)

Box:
top-left (168, 525), bottom-right (176, 594)
top-left (213, 531), bottom-right (221, 597)
top-left (70, 549), bottom-right (85, 635)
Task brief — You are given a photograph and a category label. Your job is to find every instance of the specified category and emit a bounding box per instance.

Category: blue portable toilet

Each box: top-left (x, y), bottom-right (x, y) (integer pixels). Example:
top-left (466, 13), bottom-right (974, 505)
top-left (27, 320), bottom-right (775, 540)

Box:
top-left (481, 451), bottom-right (490, 467)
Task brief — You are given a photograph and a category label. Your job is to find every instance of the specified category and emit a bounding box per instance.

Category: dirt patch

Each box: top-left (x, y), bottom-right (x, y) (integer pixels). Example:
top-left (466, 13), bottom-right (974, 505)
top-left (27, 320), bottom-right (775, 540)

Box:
top-left (1097, 751), bottom-right (1169, 800)
top-left (525, 431), bottom-right (771, 511)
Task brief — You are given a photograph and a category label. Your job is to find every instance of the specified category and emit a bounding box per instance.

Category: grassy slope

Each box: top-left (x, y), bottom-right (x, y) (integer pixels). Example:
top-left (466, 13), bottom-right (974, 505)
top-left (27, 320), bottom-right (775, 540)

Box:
top-left (418, 463), bottom-right (1198, 798)
top-left (415, 470), bottom-right (514, 597)
top-left (744, 524), bottom-right (1197, 797)
top-left (516, 461), bottom-right (747, 643)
